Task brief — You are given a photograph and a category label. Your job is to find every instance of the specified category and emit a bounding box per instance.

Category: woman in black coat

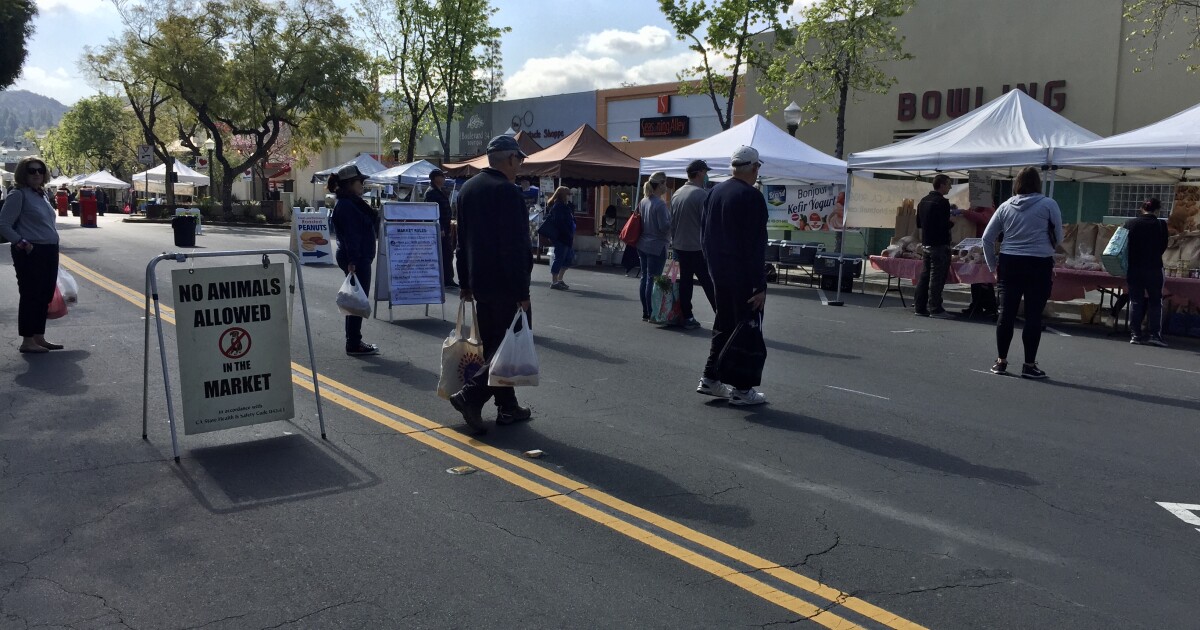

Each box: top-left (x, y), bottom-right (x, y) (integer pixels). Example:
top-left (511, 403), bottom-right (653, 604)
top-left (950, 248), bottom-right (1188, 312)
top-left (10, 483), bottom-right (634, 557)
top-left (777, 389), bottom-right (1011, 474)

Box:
top-left (329, 164), bottom-right (380, 356)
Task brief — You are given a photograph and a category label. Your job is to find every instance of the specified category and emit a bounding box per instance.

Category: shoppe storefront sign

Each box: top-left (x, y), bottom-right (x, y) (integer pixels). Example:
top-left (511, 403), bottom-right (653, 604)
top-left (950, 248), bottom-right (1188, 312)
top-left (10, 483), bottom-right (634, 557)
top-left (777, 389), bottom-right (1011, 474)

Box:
top-left (898, 80), bottom-right (1067, 121)
top-left (640, 116), bottom-right (690, 138)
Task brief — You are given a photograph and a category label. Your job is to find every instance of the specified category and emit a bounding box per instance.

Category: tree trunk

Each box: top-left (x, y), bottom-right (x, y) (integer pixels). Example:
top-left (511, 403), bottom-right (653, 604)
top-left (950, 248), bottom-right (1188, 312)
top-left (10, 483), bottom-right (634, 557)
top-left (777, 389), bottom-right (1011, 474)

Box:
top-left (220, 169), bottom-right (235, 215)
top-left (405, 113), bottom-right (419, 163)
top-left (165, 157), bottom-right (176, 208)
top-left (835, 75), bottom-right (850, 160)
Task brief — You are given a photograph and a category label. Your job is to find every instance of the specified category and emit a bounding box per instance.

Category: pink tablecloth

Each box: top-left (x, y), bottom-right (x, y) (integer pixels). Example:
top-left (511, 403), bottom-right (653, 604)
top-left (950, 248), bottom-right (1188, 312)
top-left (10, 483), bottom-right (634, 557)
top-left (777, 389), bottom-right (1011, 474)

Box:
top-left (871, 256), bottom-right (1200, 307)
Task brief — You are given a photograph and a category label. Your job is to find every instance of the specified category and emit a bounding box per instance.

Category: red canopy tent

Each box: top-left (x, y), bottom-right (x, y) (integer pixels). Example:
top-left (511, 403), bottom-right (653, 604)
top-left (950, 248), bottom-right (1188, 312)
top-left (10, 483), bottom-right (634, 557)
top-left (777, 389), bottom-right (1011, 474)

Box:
top-left (442, 131), bottom-right (544, 178)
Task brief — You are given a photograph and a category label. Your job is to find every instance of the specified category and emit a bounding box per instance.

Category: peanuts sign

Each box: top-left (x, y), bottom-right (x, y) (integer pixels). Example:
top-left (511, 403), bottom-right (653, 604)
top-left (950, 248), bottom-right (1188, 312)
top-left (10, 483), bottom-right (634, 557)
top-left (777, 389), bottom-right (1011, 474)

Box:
top-left (292, 207), bottom-right (333, 264)
top-left (171, 263), bottom-right (294, 435)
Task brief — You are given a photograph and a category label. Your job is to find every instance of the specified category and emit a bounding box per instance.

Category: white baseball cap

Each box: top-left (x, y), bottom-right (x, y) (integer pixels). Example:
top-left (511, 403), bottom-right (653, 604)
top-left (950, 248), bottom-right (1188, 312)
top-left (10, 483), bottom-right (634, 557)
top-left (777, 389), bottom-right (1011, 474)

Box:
top-left (731, 145), bottom-right (761, 167)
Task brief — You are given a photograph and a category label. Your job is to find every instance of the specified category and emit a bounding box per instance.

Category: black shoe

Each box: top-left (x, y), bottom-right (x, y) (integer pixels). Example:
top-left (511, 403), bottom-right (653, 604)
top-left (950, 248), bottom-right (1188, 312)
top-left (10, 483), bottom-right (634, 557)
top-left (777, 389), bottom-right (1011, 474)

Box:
top-left (346, 343), bottom-right (379, 356)
top-left (914, 310), bottom-right (930, 317)
top-left (1021, 363), bottom-right (1048, 380)
top-left (450, 392), bottom-right (487, 434)
top-left (445, 280), bottom-right (459, 288)
top-left (1145, 336), bottom-right (1168, 348)
top-left (1130, 336), bottom-right (1145, 345)
top-left (929, 308), bottom-right (952, 319)
top-left (990, 359), bottom-right (1008, 375)
top-left (496, 405), bottom-right (532, 425)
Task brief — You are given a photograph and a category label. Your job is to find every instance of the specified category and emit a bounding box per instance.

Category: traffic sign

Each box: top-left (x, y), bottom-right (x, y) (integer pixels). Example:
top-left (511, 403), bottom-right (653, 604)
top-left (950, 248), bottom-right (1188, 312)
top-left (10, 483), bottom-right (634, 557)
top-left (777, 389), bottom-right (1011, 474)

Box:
top-left (137, 144), bottom-right (153, 166)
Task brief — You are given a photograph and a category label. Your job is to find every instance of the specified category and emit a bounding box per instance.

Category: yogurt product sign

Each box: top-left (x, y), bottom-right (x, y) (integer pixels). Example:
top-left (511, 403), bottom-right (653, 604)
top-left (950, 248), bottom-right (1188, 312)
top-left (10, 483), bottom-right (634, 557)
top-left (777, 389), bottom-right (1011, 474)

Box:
top-left (172, 263), bottom-right (294, 435)
top-left (764, 184), bottom-right (845, 232)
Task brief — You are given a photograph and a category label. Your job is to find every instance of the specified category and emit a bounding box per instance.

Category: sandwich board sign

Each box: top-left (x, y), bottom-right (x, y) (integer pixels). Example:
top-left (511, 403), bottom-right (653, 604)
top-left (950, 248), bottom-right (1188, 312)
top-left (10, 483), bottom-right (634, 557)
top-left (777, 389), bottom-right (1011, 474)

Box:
top-left (291, 207), bottom-right (333, 264)
top-left (171, 262), bottom-right (294, 434)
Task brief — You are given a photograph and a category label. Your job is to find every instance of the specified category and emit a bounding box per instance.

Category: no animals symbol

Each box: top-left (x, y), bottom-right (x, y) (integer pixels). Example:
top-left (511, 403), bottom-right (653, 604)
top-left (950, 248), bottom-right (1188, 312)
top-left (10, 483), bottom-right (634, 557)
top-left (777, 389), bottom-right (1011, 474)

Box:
top-left (219, 327), bottom-right (252, 359)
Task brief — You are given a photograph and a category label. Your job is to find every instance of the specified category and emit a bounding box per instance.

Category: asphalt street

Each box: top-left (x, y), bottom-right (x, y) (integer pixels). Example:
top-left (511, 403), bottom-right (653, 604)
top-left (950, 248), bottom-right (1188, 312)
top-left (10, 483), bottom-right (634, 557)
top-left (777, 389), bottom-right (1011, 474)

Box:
top-left (1, 214), bottom-right (1198, 629)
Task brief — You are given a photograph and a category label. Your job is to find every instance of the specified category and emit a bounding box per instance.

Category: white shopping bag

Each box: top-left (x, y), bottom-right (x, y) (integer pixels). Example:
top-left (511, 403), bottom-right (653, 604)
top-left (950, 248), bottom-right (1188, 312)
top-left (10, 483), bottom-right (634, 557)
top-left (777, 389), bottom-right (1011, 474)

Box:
top-left (487, 309), bottom-right (539, 387)
top-left (437, 300), bottom-right (486, 399)
top-left (335, 272), bottom-right (371, 318)
top-left (57, 268), bottom-right (79, 304)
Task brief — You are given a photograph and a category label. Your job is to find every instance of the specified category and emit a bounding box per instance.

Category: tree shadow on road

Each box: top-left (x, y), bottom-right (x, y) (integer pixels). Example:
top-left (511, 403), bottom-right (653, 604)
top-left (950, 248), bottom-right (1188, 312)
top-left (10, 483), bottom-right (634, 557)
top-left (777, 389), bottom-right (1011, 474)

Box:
top-left (1040, 379), bottom-right (1200, 413)
top-left (741, 407), bottom-right (1039, 487)
top-left (479, 423), bottom-right (756, 529)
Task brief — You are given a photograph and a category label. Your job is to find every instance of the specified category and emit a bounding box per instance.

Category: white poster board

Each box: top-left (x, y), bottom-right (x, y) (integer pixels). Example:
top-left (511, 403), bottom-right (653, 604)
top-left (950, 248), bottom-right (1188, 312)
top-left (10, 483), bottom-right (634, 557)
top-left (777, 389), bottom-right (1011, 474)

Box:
top-left (764, 183), bottom-right (845, 232)
top-left (292, 207), bottom-right (333, 264)
top-left (845, 174), bottom-right (932, 229)
top-left (384, 223), bottom-right (444, 306)
top-left (383, 201), bottom-right (438, 221)
top-left (171, 263), bottom-right (294, 435)
top-left (969, 171), bottom-right (994, 208)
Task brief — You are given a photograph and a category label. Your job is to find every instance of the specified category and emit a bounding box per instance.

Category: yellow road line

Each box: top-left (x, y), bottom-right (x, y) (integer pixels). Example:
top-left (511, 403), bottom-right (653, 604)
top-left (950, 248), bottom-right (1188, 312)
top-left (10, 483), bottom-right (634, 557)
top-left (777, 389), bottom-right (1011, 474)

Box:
top-left (61, 254), bottom-right (927, 630)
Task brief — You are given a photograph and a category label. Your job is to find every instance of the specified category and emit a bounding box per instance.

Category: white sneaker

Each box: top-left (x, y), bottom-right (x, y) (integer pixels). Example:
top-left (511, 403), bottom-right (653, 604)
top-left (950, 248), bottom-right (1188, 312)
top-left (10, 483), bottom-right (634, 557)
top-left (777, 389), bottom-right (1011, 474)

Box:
top-left (729, 388), bottom-right (767, 406)
top-left (696, 377), bottom-right (732, 398)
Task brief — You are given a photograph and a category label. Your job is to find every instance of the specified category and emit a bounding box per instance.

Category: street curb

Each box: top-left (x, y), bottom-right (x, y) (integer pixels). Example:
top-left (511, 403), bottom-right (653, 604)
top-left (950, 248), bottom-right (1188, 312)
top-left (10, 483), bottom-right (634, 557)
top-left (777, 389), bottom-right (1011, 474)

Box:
top-left (121, 217), bottom-right (292, 230)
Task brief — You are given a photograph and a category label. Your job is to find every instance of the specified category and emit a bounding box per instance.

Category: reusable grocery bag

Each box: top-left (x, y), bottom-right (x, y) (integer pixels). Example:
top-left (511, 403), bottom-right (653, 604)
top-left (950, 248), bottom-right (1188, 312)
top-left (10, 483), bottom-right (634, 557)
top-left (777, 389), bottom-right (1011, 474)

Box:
top-left (57, 268), bottom-right (78, 304)
top-left (437, 300), bottom-right (486, 399)
top-left (47, 286), bottom-right (68, 320)
top-left (335, 272), bottom-right (371, 318)
top-left (716, 313), bottom-right (767, 387)
top-left (619, 211), bottom-right (642, 246)
top-left (488, 310), bottom-right (539, 387)
top-left (649, 259), bottom-right (682, 325)
top-left (1101, 226), bottom-right (1130, 277)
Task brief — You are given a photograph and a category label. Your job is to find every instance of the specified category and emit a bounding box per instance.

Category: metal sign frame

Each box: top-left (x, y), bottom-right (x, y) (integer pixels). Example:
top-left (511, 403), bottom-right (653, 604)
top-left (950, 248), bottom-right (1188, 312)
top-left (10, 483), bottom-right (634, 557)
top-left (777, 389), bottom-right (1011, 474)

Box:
top-left (373, 202), bottom-right (446, 321)
top-left (141, 249), bottom-right (327, 462)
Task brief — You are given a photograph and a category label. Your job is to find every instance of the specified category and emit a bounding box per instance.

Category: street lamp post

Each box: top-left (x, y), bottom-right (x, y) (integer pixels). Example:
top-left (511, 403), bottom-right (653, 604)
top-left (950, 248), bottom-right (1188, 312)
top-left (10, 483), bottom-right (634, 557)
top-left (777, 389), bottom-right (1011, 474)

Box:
top-left (390, 137), bottom-right (402, 165)
top-left (202, 137), bottom-right (215, 200)
top-left (784, 101), bottom-right (803, 137)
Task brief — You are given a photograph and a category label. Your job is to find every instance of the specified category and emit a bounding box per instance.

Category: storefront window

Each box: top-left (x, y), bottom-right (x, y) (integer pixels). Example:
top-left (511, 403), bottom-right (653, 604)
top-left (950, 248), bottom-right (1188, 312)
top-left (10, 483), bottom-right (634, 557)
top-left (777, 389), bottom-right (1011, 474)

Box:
top-left (1109, 184), bottom-right (1176, 217)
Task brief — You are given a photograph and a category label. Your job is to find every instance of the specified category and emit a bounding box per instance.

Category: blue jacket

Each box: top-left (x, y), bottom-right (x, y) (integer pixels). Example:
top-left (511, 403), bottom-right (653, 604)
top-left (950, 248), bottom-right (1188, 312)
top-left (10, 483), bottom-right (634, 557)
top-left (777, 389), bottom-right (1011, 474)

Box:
top-left (548, 202), bottom-right (576, 247)
top-left (331, 192), bottom-right (379, 268)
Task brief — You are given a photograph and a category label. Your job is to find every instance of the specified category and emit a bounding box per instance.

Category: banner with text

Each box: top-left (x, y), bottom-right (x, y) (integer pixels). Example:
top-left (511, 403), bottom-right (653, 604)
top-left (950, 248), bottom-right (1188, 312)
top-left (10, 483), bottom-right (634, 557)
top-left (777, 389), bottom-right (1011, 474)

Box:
top-left (845, 175), bottom-right (932, 229)
top-left (172, 263), bottom-right (294, 435)
top-left (764, 184), bottom-right (846, 231)
top-left (292, 208), bottom-right (333, 264)
top-left (385, 223), bottom-right (444, 306)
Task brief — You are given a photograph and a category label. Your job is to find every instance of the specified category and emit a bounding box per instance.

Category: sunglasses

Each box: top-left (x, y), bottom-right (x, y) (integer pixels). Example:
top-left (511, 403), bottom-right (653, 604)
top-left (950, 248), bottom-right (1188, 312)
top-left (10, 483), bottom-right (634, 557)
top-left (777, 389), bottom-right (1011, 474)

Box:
top-left (26, 166), bottom-right (47, 175)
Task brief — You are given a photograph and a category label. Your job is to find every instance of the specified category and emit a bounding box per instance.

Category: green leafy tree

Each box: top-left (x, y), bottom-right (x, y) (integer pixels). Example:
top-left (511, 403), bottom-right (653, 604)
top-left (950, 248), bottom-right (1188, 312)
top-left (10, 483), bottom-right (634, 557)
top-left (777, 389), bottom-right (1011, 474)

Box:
top-left (423, 0), bottom-right (508, 160)
top-left (49, 94), bottom-right (140, 177)
top-left (356, 0), bottom-right (437, 163)
top-left (758, 0), bottom-right (914, 159)
top-left (132, 0), bottom-right (379, 214)
top-left (659, 0), bottom-right (795, 130)
top-left (0, 0), bottom-right (37, 90)
top-left (1125, 1), bottom-right (1200, 72)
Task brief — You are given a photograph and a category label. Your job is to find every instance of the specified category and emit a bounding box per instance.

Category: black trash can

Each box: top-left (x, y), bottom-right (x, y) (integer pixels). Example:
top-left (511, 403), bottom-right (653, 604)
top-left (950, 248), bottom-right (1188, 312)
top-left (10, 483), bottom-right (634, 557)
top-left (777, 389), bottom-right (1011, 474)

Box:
top-left (171, 215), bottom-right (197, 248)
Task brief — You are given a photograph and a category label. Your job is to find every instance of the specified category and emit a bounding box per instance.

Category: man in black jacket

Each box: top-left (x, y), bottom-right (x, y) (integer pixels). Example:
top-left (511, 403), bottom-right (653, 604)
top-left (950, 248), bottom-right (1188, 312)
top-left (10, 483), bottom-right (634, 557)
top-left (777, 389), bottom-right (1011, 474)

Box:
top-left (424, 169), bottom-right (457, 287)
top-left (449, 135), bottom-right (534, 433)
top-left (1125, 197), bottom-right (1170, 346)
top-left (697, 146), bottom-right (768, 407)
top-left (914, 174), bottom-right (953, 317)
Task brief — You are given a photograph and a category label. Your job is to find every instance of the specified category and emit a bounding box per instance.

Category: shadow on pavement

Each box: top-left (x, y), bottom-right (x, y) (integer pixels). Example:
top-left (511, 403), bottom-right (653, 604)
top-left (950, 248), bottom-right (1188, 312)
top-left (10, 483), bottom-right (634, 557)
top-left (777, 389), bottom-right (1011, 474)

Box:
top-left (15, 350), bottom-right (91, 395)
top-left (1040, 379), bottom-right (1200, 413)
top-left (764, 339), bottom-right (860, 360)
top-left (535, 336), bottom-right (628, 365)
top-left (174, 433), bottom-right (379, 514)
top-left (478, 423), bottom-right (756, 529)
top-left (741, 407), bottom-right (1039, 487)
top-left (387, 317), bottom-right (451, 340)
top-left (357, 355), bottom-right (439, 390)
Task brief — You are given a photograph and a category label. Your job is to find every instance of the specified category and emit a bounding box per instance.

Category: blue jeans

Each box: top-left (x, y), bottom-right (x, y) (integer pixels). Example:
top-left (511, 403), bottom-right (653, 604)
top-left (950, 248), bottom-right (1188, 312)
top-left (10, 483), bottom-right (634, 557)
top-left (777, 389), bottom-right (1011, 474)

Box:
top-left (551, 243), bottom-right (573, 275)
top-left (638, 250), bottom-right (667, 318)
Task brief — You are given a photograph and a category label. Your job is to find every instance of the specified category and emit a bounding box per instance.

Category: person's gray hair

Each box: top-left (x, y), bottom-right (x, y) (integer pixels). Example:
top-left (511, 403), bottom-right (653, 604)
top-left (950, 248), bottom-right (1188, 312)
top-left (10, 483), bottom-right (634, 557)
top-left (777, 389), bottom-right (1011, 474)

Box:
top-left (731, 162), bottom-right (757, 176)
top-left (487, 150), bottom-right (519, 167)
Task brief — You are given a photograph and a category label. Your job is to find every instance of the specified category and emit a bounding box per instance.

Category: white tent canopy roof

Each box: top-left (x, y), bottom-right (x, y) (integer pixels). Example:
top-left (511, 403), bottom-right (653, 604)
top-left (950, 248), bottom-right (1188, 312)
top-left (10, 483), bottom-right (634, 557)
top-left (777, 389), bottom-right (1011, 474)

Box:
top-left (848, 90), bottom-right (1101, 172)
top-left (312, 153), bottom-right (387, 182)
top-left (76, 169), bottom-right (130, 188)
top-left (1053, 101), bottom-right (1200, 176)
top-left (640, 114), bottom-right (847, 184)
top-left (46, 174), bottom-right (73, 187)
top-left (131, 161), bottom-right (211, 186)
top-left (366, 159), bottom-right (439, 185)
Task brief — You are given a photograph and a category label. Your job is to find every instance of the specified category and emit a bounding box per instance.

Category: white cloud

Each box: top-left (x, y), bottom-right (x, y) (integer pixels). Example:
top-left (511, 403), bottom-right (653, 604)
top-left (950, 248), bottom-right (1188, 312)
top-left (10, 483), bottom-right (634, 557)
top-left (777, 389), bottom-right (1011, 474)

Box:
top-left (14, 66), bottom-right (99, 105)
top-left (624, 51), bottom-right (702, 86)
top-left (505, 53), bottom-right (626, 99)
top-left (35, 0), bottom-right (113, 14)
top-left (582, 26), bottom-right (673, 56)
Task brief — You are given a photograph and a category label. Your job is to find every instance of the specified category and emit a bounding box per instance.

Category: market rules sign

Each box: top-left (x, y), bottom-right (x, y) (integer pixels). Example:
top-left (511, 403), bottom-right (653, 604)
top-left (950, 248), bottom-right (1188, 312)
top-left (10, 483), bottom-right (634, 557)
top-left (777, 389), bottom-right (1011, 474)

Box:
top-left (172, 263), bottom-right (294, 435)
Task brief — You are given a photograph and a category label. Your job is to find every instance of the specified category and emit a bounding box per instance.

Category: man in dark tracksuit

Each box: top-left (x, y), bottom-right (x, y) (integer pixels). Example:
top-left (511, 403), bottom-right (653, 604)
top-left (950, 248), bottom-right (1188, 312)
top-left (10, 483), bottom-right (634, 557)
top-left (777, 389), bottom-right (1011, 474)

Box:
top-left (914, 174), bottom-right (953, 317)
top-left (423, 169), bottom-right (457, 287)
top-left (697, 146), bottom-right (769, 406)
top-left (449, 135), bottom-right (534, 434)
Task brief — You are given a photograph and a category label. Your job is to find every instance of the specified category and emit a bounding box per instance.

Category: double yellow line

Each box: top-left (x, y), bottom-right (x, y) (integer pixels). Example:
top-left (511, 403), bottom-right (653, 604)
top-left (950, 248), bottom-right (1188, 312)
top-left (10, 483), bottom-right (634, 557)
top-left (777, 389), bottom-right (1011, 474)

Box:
top-left (61, 254), bottom-right (927, 630)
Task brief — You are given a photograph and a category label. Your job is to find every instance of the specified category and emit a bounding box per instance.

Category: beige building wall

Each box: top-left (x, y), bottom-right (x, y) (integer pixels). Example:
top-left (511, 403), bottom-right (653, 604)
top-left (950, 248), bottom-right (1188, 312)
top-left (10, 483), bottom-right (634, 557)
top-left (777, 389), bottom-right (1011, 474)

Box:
top-left (745, 0), bottom-right (1200, 158)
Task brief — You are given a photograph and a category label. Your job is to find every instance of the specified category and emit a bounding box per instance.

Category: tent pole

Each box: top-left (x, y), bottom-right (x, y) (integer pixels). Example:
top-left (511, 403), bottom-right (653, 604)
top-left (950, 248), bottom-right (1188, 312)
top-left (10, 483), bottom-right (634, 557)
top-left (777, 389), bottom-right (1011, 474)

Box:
top-left (828, 171), bottom-right (852, 307)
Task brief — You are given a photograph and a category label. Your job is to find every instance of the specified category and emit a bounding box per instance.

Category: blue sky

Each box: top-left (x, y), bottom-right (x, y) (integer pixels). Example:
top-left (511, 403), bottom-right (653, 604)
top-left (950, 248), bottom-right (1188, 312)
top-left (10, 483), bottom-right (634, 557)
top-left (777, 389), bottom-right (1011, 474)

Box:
top-left (16, 0), bottom-right (812, 106)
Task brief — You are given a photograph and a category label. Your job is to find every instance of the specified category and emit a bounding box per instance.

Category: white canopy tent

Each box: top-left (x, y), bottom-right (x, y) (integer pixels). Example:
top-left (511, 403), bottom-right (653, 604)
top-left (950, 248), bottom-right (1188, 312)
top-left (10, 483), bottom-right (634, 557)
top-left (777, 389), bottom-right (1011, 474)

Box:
top-left (366, 159), bottom-right (440, 186)
top-left (640, 114), bottom-right (847, 183)
top-left (76, 170), bottom-right (130, 189)
top-left (46, 174), bottom-right (73, 187)
top-left (1053, 101), bottom-right (1200, 178)
top-left (311, 153), bottom-right (387, 183)
top-left (131, 162), bottom-right (210, 194)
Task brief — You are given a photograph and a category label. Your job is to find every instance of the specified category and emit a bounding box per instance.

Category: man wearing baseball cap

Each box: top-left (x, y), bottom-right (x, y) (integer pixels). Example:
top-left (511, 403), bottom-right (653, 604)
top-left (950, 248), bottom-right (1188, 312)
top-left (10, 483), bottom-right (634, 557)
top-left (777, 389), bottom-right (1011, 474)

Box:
top-left (670, 159), bottom-right (717, 329)
top-left (449, 134), bottom-right (534, 433)
top-left (697, 146), bottom-right (768, 406)
top-left (424, 168), bottom-right (457, 288)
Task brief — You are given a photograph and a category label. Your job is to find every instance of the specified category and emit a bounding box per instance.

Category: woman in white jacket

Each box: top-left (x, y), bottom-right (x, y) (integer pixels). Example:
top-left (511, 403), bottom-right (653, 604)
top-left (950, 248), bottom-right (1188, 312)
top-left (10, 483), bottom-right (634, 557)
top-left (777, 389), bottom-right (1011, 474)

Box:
top-left (982, 167), bottom-right (1063, 379)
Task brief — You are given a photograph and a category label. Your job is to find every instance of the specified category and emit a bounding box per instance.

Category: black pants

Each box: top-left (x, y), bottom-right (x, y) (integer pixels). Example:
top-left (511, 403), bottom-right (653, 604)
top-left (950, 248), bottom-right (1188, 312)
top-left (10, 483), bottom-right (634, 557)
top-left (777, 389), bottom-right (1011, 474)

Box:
top-left (336, 256), bottom-right (371, 350)
top-left (459, 299), bottom-right (528, 410)
top-left (12, 244), bottom-right (59, 338)
top-left (442, 235), bottom-right (455, 284)
top-left (673, 249), bottom-right (716, 319)
top-left (703, 284), bottom-right (760, 389)
top-left (996, 254), bottom-right (1053, 364)
top-left (914, 245), bottom-right (951, 312)
top-left (1126, 266), bottom-right (1164, 339)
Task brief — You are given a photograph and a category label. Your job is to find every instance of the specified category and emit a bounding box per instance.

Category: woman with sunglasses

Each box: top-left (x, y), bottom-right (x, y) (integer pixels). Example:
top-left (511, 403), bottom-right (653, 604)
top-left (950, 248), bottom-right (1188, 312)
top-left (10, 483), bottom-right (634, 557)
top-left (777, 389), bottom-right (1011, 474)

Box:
top-left (0, 157), bottom-right (63, 354)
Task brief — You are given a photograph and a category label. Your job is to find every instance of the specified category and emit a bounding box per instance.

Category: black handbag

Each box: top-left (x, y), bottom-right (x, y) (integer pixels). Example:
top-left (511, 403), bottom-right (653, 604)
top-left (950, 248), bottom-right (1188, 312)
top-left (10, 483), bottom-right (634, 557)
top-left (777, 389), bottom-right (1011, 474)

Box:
top-left (716, 313), bottom-right (767, 387)
top-left (536, 215), bottom-right (559, 241)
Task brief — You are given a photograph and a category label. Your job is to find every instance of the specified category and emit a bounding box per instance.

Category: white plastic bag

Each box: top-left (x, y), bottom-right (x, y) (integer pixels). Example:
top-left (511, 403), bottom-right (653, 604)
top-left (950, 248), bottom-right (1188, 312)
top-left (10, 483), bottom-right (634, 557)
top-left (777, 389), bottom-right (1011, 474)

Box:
top-left (488, 310), bottom-right (539, 387)
top-left (335, 272), bottom-right (371, 318)
top-left (437, 300), bottom-right (486, 399)
top-left (57, 268), bottom-right (78, 304)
